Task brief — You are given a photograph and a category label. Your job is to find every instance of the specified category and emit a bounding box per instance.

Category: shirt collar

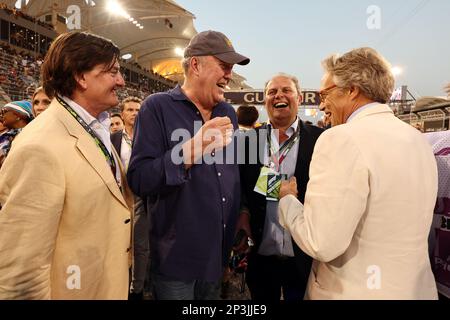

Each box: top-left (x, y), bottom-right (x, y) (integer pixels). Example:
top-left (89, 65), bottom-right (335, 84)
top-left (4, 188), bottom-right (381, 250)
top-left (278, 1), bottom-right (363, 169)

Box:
top-left (169, 85), bottom-right (230, 117)
top-left (61, 96), bottom-right (111, 129)
top-left (169, 85), bottom-right (189, 101)
top-left (268, 117), bottom-right (299, 138)
top-left (346, 102), bottom-right (379, 123)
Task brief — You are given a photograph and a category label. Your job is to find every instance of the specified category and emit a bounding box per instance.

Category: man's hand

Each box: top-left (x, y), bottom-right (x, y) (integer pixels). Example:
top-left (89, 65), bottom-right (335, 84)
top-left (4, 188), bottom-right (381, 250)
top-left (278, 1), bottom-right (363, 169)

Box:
top-left (233, 210), bottom-right (253, 255)
top-left (182, 116), bottom-right (233, 169)
top-left (201, 116), bottom-right (234, 151)
top-left (280, 177), bottom-right (298, 199)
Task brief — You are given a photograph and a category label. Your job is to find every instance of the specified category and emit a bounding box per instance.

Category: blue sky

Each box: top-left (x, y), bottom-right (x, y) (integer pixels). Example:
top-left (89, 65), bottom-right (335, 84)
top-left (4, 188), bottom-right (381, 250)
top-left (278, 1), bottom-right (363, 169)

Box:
top-left (176, 0), bottom-right (450, 98)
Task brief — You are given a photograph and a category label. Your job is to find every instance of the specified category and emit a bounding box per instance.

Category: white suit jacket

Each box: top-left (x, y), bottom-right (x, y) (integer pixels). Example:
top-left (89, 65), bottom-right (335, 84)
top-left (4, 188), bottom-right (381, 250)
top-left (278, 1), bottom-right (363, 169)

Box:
top-left (279, 104), bottom-right (438, 300)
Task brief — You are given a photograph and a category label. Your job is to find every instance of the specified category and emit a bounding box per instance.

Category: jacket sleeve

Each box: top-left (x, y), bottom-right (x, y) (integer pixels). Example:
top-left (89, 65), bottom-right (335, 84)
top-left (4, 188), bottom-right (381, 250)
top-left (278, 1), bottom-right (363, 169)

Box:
top-left (127, 98), bottom-right (190, 198)
top-left (279, 129), bottom-right (369, 262)
top-left (0, 143), bottom-right (65, 299)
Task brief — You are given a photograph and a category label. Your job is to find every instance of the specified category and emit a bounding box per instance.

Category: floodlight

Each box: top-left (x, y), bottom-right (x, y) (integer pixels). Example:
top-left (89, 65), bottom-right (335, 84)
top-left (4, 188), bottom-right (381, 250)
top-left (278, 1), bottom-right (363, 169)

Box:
top-left (174, 47), bottom-right (184, 57)
top-left (392, 66), bottom-right (403, 77)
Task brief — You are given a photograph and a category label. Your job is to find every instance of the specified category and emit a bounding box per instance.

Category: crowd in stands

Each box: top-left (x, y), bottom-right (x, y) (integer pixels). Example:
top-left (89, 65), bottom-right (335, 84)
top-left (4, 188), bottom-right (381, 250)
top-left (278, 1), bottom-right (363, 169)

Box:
top-left (0, 44), bottom-right (176, 105)
top-left (0, 42), bottom-right (41, 101)
top-left (0, 4), bottom-right (176, 105)
top-left (0, 3), bottom-right (54, 31)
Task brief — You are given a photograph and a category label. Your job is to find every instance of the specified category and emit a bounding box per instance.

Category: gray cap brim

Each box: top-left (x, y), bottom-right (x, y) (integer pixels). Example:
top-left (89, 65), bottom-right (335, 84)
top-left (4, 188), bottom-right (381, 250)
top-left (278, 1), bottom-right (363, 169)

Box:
top-left (214, 51), bottom-right (250, 66)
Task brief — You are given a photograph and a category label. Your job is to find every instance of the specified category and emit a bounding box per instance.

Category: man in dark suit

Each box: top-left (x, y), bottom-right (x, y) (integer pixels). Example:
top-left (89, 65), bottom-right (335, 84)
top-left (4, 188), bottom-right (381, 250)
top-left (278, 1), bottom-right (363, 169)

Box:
top-left (236, 73), bottom-right (323, 301)
top-left (111, 96), bottom-right (141, 169)
top-left (110, 96), bottom-right (147, 300)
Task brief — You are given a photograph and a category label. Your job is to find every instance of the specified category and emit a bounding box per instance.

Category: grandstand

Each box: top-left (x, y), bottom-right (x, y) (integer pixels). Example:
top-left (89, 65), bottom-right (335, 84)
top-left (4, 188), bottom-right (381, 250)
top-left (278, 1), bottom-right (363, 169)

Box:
top-left (391, 86), bottom-right (450, 133)
top-left (0, 0), bottom-right (251, 107)
top-left (399, 97), bottom-right (450, 133)
top-left (1, 0), bottom-right (447, 131)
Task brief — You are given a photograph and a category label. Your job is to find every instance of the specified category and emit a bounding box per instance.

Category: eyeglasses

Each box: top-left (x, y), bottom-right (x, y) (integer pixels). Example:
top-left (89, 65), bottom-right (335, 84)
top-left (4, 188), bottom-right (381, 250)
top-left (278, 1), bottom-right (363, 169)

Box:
top-left (319, 84), bottom-right (338, 102)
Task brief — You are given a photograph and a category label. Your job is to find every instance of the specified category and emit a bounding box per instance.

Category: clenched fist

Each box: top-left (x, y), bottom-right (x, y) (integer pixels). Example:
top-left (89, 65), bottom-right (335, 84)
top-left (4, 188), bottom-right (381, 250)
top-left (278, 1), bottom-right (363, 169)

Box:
top-left (182, 116), bottom-right (234, 168)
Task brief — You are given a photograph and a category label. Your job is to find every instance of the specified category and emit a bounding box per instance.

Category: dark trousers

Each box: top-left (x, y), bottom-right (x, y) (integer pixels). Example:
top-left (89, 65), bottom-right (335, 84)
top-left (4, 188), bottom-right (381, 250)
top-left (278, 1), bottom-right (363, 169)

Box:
top-left (152, 272), bottom-right (221, 300)
top-left (246, 253), bottom-right (307, 302)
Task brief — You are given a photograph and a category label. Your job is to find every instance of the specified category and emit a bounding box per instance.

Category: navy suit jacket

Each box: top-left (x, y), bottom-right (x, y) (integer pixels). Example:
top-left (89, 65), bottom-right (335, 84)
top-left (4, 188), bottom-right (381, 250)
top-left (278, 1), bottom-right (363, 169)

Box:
top-left (239, 121), bottom-right (324, 283)
top-left (111, 130), bottom-right (123, 157)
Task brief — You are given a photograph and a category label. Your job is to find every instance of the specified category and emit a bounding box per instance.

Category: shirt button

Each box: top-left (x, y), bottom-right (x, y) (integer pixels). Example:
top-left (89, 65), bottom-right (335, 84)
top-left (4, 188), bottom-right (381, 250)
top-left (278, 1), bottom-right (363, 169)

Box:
top-left (218, 172), bottom-right (222, 177)
top-left (224, 224), bottom-right (227, 228)
top-left (222, 197), bottom-right (226, 202)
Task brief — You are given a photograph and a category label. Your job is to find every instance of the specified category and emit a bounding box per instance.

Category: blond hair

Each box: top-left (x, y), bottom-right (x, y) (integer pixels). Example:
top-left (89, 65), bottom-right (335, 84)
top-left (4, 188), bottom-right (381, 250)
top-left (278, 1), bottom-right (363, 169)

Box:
top-left (119, 96), bottom-right (142, 111)
top-left (322, 47), bottom-right (394, 104)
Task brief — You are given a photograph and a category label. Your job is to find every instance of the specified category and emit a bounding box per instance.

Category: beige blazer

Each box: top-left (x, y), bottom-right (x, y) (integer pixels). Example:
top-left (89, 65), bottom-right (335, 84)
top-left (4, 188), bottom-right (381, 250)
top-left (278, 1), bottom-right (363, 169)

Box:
top-left (279, 104), bottom-right (438, 300)
top-left (0, 100), bottom-right (133, 300)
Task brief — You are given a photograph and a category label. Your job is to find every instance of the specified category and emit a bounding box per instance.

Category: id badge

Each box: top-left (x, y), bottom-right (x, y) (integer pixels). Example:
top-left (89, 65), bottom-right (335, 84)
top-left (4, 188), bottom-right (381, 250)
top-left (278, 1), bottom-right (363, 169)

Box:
top-left (254, 166), bottom-right (287, 202)
top-left (266, 173), bottom-right (287, 201)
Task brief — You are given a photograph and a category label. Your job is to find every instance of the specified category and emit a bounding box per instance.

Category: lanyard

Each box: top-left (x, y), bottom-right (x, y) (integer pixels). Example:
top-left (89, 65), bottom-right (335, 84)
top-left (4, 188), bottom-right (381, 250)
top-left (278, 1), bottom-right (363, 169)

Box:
top-left (56, 96), bottom-right (117, 176)
top-left (123, 130), bottom-right (133, 148)
top-left (267, 121), bottom-right (300, 172)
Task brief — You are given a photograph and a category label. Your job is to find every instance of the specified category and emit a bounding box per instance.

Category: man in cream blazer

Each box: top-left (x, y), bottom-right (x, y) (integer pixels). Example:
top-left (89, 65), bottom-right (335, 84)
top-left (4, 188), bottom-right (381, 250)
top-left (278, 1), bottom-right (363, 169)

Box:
top-left (279, 47), bottom-right (438, 300)
top-left (0, 32), bottom-right (133, 299)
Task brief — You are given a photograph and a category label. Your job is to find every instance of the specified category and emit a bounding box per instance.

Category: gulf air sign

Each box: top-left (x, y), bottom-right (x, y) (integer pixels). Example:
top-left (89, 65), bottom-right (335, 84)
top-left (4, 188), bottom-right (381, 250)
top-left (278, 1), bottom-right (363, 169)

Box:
top-left (224, 91), bottom-right (320, 106)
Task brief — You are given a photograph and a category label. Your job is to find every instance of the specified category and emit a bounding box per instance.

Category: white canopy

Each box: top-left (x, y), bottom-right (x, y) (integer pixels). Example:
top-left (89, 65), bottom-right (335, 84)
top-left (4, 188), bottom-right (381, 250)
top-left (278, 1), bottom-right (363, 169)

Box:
top-left (3, 0), bottom-right (250, 88)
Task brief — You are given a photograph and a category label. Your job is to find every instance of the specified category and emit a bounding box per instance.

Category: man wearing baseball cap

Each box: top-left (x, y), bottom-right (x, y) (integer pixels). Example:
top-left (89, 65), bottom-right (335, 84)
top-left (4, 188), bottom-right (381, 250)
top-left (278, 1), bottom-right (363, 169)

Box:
top-left (127, 30), bottom-right (249, 300)
top-left (183, 30), bottom-right (250, 65)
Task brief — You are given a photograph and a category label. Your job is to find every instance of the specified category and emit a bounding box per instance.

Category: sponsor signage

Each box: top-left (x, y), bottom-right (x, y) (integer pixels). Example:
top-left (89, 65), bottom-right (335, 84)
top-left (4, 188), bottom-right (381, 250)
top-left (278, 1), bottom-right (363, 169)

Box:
top-left (224, 91), bottom-right (321, 106)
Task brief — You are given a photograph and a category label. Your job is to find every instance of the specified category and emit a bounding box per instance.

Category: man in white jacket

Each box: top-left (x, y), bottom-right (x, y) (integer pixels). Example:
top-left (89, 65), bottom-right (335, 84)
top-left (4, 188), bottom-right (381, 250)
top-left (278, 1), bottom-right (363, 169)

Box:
top-left (279, 47), bottom-right (438, 300)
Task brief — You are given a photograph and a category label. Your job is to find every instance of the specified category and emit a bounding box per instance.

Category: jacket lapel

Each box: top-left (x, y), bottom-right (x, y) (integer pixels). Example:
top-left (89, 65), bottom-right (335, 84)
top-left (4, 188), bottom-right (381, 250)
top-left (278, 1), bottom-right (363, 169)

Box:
top-left (112, 146), bottom-right (134, 211)
top-left (294, 121), bottom-right (317, 203)
top-left (54, 101), bottom-right (129, 209)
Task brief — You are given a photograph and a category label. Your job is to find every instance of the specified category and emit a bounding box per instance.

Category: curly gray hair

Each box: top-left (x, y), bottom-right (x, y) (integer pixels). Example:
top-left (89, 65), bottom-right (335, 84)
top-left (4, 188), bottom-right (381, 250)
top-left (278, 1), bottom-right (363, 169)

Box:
top-left (322, 47), bottom-right (395, 104)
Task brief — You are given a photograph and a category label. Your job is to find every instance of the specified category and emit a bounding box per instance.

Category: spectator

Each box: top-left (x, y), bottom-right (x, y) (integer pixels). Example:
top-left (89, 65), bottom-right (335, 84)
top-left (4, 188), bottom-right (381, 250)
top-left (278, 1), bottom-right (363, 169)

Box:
top-left (127, 30), bottom-right (250, 300)
top-left (236, 73), bottom-right (323, 301)
top-left (111, 96), bottom-right (141, 169)
top-left (0, 100), bottom-right (33, 167)
top-left (236, 105), bottom-right (259, 131)
top-left (279, 47), bottom-right (438, 299)
top-left (0, 31), bottom-right (133, 299)
top-left (110, 113), bottom-right (124, 133)
top-left (110, 96), bottom-right (148, 301)
top-left (424, 130), bottom-right (450, 300)
top-left (32, 86), bottom-right (53, 117)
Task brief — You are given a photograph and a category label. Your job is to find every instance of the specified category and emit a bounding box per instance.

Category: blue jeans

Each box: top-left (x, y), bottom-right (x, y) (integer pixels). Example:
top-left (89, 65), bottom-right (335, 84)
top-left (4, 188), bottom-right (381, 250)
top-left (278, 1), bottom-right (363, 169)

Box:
top-left (152, 273), bottom-right (221, 300)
